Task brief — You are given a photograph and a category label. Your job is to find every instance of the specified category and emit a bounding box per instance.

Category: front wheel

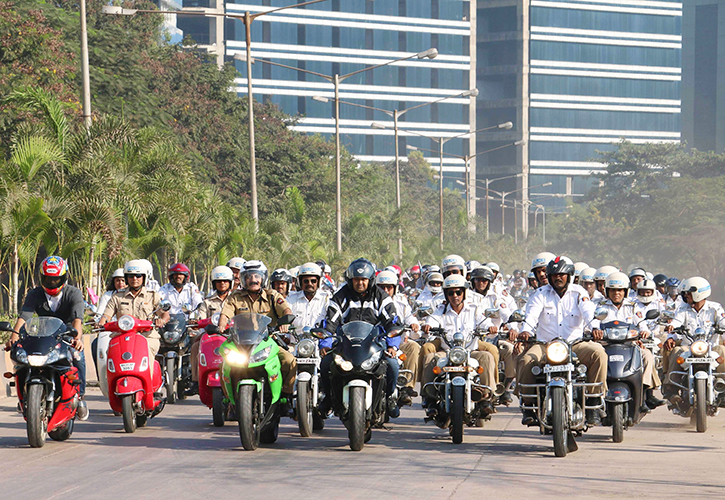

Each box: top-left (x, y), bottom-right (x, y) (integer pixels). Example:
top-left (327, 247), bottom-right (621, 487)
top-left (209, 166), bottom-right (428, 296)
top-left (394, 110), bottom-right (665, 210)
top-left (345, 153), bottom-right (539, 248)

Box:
top-left (121, 394), bottom-right (137, 433)
top-left (451, 384), bottom-right (465, 444)
top-left (26, 384), bottom-right (48, 448)
top-left (348, 385), bottom-right (366, 451)
top-left (695, 377), bottom-right (707, 433)
top-left (212, 388), bottom-right (225, 427)
top-left (238, 385), bottom-right (260, 451)
top-left (612, 403), bottom-right (625, 443)
top-left (166, 358), bottom-right (176, 404)
top-left (551, 386), bottom-right (568, 458)
top-left (297, 380), bottom-right (313, 437)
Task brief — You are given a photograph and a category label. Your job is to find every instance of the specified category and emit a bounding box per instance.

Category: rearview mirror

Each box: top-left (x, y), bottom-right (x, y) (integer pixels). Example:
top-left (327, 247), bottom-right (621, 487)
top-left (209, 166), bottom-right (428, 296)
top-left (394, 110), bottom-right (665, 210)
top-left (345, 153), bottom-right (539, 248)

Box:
top-left (278, 314), bottom-right (295, 326)
top-left (84, 302), bottom-right (97, 314)
top-left (387, 327), bottom-right (405, 338)
top-left (417, 305), bottom-right (433, 317)
top-left (508, 310), bottom-right (526, 323)
top-left (485, 307), bottom-right (500, 319)
top-left (645, 309), bottom-right (660, 320)
top-left (0, 321), bottom-right (13, 332)
top-left (181, 302), bottom-right (193, 314)
top-left (159, 300), bottom-right (171, 312)
top-left (310, 328), bottom-right (329, 339)
top-left (593, 307), bottom-right (608, 321)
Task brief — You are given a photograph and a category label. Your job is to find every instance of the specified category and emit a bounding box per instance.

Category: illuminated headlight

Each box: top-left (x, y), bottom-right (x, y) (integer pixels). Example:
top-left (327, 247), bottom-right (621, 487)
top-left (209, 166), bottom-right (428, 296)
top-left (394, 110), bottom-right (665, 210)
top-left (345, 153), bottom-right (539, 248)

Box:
top-left (605, 327), bottom-right (628, 341)
top-left (335, 354), bottom-right (353, 372)
top-left (225, 349), bottom-right (247, 366)
top-left (546, 341), bottom-right (569, 364)
top-left (576, 364), bottom-right (588, 376)
top-left (250, 346), bottom-right (272, 363)
top-left (691, 341), bottom-right (709, 357)
top-left (448, 347), bottom-right (467, 366)
top-left (14, 348), bottom-right (28, 364)
top-left (360, 351), bottom-right (382, 371)
top-left (163, 330), bottom-right (182, 343)
top-left (27, 354), bottom-right (49, 366)
top-left (297, 339), bottom-right (315, 358)
top-left (118, 315), bottom-right (135, 332)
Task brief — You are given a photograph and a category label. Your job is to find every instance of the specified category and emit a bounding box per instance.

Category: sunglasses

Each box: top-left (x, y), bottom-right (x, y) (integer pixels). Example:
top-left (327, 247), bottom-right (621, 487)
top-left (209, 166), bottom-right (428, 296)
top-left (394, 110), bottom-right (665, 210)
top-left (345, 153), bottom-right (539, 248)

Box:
top-left (445, 289), bottom-right (464, 297)
top-left (127, 274), bottom-right (144, 279)
top-left (301, 278), bottom-right (318, 284)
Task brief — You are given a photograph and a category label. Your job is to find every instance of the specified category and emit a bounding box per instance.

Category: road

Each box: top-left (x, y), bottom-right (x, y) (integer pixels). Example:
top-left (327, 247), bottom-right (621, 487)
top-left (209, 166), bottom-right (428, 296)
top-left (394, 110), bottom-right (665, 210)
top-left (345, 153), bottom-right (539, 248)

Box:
top-left (1, 389), bottom-right (724, 500)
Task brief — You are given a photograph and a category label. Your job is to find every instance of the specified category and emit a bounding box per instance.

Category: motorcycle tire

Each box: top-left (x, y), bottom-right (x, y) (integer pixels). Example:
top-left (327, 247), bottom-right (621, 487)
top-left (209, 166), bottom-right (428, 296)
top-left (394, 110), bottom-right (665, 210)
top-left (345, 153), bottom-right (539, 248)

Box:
top-left (612, 403), bottom-right (625, 443)
top-left (177, 378), bottom-right (187, 401)
top-left (451, 384), bottom-right (465, 444)
top-left (212, 388), bottom-right (225, 427)
top-left (121, 394), bottom-right (137, 433)
top-left (297, 380), bottom-right (313, 437)
top-left (166, 358), bottom-right (176, 404)
top-left (695, 377), bottom-right (707, 433)
top-left (551, 386), bottom-right (568, 458)
top-left (348, 385), bottom-right (366, 451)
top-left (260, 417), bottom-right (279, 444)
top-left (48, 419), bottom-right (74, 442)
top-left (26, 384), bottom-right (48, 448)
top-left (238, 384), bottom-right (260, 451)
top-left (136, 414), bottom-right (148, 428)
top-left (313, 410), bottom-right (325, 431)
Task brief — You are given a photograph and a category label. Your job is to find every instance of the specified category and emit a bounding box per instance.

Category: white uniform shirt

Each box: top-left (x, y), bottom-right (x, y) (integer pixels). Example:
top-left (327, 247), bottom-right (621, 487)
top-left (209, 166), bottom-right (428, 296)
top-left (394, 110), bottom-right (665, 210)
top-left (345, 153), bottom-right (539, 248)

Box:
top-left (596, 298), bottom-right (649, 333)
top-left (665, 294), bottom-right (684, 311)
top-left (670, 300), bottom-right (725, 345)
top-left (590, 290), bottom-right (605, 303)
top-left (418, 287), bottom-right (443, 309)
top-left (391, 292), bottom-right (420, 339)
top-left (425, 301), bottom-right (492, 350)
top-left (158, 282), bottom-right (203, 315)
top-left (521, 283), bottom-right (596, 343)
top-left (287, 289), bottom-right (331, 330)
top-left (471, 288), bottom-right (516, 328)
top-left (633, 298), bottom-right (664, 336)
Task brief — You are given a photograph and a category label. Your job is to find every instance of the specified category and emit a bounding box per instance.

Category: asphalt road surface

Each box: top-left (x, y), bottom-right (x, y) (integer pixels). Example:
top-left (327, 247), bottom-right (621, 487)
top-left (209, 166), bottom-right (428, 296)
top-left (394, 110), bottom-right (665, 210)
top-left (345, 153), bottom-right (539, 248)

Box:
top-left (1, 388), bottom-right (724, 500)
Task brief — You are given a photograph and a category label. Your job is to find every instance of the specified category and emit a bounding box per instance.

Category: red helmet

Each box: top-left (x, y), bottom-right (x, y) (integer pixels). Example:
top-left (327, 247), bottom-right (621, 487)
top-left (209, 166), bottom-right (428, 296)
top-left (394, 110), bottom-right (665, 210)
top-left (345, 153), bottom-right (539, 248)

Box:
top-left (410, 265), bottom-right (421, 274)
top-left (41, 256), bottom-right (68, 296)
top-left (169, 263), bottom-right (190, 284)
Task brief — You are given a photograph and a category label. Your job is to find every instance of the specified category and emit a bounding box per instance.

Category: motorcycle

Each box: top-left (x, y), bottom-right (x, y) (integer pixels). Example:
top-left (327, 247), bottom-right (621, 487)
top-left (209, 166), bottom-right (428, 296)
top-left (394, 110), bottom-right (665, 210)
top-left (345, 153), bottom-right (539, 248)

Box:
top-left (518, 309), bottom-right (607, 457)
top-left (158, 305), bottom-right (193, 404)
top-left (195, 313), bottom-right (228, 427)
top-left (666, 325), bottom-right (725, 432)
top-left (599, 308), bottom-right (660, 443)
top-left (2, 318), bottom-right (81, 448)
top-left (219, 312), bottom-right (294, 451)
top-left (293, 326), bottom-right (325, 437)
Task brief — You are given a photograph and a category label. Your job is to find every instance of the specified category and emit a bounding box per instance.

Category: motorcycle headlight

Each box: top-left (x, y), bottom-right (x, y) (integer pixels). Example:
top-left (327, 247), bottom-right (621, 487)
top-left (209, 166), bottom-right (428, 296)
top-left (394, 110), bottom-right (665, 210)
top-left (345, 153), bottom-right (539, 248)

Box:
top-left (224, 349), bottom-right (247, 366)
top-left (118, 315), bottom-right (135, 332)
top-left (297, 339), bottom-right (315, 358)
top-left (335, 354), bottom-right (353, 372)
top-left (163, 330), bottom-right (182, 344)
top-left (546, 341), bottom-right (569, 364)
top-left (250, 346), bottom-right (271, 364)
top-left (360, 350), bottom-right (382, 371)
top-left (14, 348), bottom-right (28, 364)
top-left (27, 354), bottom-right (49, 366)
top-left (448, 347), bottom-right (467, 366)
top-left (691, 340), bottom-right (709, 357)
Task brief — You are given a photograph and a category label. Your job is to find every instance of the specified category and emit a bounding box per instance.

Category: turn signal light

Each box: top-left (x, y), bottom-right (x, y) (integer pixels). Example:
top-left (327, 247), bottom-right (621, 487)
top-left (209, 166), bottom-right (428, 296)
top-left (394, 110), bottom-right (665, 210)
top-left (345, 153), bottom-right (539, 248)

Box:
top-left (432, 366), bottom-right (442, 375)
top-left (398, 353), bottom-right (407, 362)
top-left (717, 357), bottom-right (724, 364)
top-left (677, 357), bottom-right (685, 365)
top-left (3, 372), bottom-right (13, 379)
top-left (66, 372), bottom-right (79, 382)
top-left (476, 366), bottom-right (484, 374)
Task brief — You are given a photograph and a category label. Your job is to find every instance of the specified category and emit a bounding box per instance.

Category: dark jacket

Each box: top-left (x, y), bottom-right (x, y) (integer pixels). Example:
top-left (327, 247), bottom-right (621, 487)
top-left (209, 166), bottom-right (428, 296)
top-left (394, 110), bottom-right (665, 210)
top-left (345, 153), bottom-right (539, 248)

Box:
top-left (19, 285), bottom-right (84, 327)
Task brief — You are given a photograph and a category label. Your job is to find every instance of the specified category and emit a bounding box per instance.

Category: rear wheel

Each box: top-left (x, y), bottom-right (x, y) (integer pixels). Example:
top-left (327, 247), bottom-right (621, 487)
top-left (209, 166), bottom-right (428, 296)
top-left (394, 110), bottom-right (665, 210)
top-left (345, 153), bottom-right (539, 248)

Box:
top-left (238, 385), bottom-right (260, 451)
top-left (695, 377), bottom-right (707, 433)
top-left (212, 388), bottom-right (225, 427)
top-left (551, 386), bottom-right (568, 458)
top-left (49, 419), bottom-right (74, 441)
top-left (121, 395), bottom-right (136, 433)
top-left (451, 384), bottom-right (465, 444)
top-left (348, 386), bottom-right (366, 451)
top-left (166, 358), bottom-right (176, 404)
top-left (26, 384), bottom-right (48, 448)
top-left (612, 403), bottom-right (625, 443)
top-left (297, 380), bottom-right (313, 437)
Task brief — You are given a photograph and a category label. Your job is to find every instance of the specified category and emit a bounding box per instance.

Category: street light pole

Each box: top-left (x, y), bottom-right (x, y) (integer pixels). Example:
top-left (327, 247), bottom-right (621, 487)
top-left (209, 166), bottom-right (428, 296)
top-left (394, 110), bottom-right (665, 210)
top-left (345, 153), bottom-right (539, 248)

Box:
top-left (334, 74), bottom-right (342, 253)
top-left (244, 12), bottom-right (258, 227)
top-left (393, 109), bottom-right (402, 260)
top-left (80, 0), bottom-right (91, 130)
top-left (439, 138), bottom-right (444, 250)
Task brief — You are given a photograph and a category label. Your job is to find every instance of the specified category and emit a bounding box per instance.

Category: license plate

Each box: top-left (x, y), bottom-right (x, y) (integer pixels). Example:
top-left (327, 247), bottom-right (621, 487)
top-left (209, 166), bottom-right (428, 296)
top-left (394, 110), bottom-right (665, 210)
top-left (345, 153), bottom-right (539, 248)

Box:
top-left (609, 355), bottom-right (624, 362)
top-left (685, 357), bottom-right (718, 364)
top-left (296, 358), bottom-right (319, 364)
top-left (442, 366), bottom-right (467, 372)
top-left (120, 362), bottom-right (135, 371)
top-left (544, 363), bottom-right (574, 373)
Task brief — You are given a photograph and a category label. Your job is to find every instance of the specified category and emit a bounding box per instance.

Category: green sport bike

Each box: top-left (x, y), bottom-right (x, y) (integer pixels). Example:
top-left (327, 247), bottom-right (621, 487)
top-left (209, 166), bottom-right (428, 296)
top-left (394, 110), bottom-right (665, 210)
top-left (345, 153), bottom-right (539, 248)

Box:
top-left (220, 312), bottom-right (293, 451)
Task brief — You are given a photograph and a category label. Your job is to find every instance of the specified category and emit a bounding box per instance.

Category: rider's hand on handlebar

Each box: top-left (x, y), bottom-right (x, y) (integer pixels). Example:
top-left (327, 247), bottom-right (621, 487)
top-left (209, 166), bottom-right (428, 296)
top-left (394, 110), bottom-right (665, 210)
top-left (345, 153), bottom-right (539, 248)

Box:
top-left (488, 325), bottom-right (498, 335)
top-left (665, 325), bottom-right (674, 333)
top-left (516, 331), bottom-right (530, 342)
top-left (155, 317), bottom-right (166, 329)
top-left (410, 323), bottom-right (420, 333)
top-left (422, 324), bottom-right (431, 335)
top-left (640, 330), bottom-right (650, 340)
top-left (508, 329), bottom-right (518, 343)
top-left (71, 336), bottom-right (84, 351)
top-left (591, 329), bottom-right (604, 341)
top-left (663, 338), bottom-right (675, 350)
top-left (278, 324), bottom-right (290, 334)
top-left (386, 347), bottom-right (396, 357)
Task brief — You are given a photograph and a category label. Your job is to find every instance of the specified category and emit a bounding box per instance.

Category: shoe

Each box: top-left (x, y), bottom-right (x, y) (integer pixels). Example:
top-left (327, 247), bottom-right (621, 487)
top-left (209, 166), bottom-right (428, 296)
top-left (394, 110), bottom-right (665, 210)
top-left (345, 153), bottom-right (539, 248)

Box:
top-left (480, 401), bottom-right (495, 417)
top-left (521, 409), bottom-right (537, 426)
top-left (645, 391), bottom-right (665, 409)
top-left (76, 399), bottom-right (89, 421)
top-left (499, 391), bottom-right (514, 406)
top-left (398, 387), bottom-right (414, 406)
top-left (387, 395), bottom-right (400, 419)
top-left (585, 409), bottom-right (601, 426)
top-left (185, 381), bottom-right (199, 396)
top-left (318, 395), bottom-right (332, 416)
top-left (640, 404), bottom-right (652, 415)
top-left (280, 393), bottom-right (294, 418)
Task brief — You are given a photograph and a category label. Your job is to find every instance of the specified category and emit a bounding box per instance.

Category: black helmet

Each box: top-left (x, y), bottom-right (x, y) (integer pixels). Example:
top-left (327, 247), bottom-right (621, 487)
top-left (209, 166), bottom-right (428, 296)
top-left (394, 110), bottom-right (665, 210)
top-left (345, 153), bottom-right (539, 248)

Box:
top-left (470, 266), bottom-right (495, 282)
top-left (546, 256), bottom-right (575, 277)
top-left (653, 273), bottom-right (668, 287)
top-left (346, 258), bottom-right (376, 283)
top-left (270, 268), bottom-right (294, 285)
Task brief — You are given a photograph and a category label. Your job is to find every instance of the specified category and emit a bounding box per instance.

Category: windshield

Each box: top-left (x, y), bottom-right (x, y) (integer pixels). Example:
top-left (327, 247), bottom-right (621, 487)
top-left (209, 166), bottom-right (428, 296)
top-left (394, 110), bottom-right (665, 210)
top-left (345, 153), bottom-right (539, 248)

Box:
top-left (340, 321), bottom-right (375, 341)
top-left (23, 317), bottom-right (65, 337)
top-left (230, 313), bottom-right (272, 345)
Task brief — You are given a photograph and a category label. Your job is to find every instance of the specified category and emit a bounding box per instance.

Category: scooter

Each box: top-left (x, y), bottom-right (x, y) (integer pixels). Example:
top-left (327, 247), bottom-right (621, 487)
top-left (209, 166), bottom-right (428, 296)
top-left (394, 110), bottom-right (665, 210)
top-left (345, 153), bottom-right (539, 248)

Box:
top-left (195, 313), bottom-right (228, 427)
top-left (2, 318), bottom-right (81, 448)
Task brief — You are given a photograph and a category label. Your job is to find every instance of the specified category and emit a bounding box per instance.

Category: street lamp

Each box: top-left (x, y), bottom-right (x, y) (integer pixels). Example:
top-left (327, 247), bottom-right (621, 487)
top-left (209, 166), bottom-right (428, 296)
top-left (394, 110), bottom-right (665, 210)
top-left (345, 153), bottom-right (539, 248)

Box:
top-left (490, 181), bottom-right (552, 237)
top-left (240, 48), bottom-right (439, 252)
top-left (103, 0), bottom-right (331, 229)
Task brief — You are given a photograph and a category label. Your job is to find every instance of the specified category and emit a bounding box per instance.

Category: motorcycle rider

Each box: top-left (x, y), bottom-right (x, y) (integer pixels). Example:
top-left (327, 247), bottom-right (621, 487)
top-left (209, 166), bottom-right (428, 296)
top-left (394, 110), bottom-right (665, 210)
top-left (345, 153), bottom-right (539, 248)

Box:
top-left (593, 265), bottom-right (618, 297)
top-left (92, 268), bottom-right (126, 377)
top-left (484, 262), bottom-right (506, 296)
top-left (653, 274), bottom-right (668, 296)
top-left (517, 256), bottom-right (607, 426)
top-left (226, 257), bottom-right (246, 290)
top-left (376, 270), bottom-right (421, 406)
top-left (579, 267), bottom-right (604, 303)
top-left (573, 262), bottom-right (589, 285)
top-left (665, 277), bottom-right (684, 310)
top-left (159, 263), bottom-right (203, 315)
top-left (99, 259), bottom-right (170, 376)
top-left (186, 265), bottom-right (234, 396)
top-left (526, 271), bottom-right (538, 291)
top-left (270, 268), bottom-right (294, 298)
top-left (287, 262), bottom-right (331, 332)
top-left (593, 272), bottom-right (665, 411)
top-left (7, 256), bottom-right (90, 420)
top-left (404, 265), bottom-right (421, 289)
top-left (318, 258), bottom-right (403, 418)
top-left (530, 252), bottom-right (556, 288)
top-left (420, 275), bottom-right (498, 416)
top-left (218, 260), bottom-right (297, 414)
top-left (417, 272), bottom-right (444, 309)
top-left (662, 277), bottom-right (725, 400)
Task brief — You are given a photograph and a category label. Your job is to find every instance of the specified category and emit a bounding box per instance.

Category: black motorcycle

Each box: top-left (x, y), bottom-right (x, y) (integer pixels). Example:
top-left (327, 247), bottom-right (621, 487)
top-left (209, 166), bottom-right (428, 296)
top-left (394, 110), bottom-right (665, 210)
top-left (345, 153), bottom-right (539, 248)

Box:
top-left (158, 312), bottom-right (191, 403)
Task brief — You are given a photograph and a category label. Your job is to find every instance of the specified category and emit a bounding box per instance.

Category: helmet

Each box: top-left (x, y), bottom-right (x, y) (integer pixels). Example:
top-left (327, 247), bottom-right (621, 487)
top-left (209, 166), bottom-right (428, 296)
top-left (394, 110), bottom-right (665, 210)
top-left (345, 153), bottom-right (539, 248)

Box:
top-left (410, 265), bottom-right (421, 275)
top-left (40, 256), bottom-right (68, 296)
top-left (384, 265), bottom-right (402, 277)
top-left (573, 262), bottom-right (589, 277)
top-left (680, 277), bottom-right (711, 302)
top-left (531, 252), bottom-right (556, 271)
top-left (645, 272), bottom-right (654, 280)
top-left (594, 265), bottom-right (618, 281)
top-left (470, 266), bottom-right (495, 283)
top-left (527, 271), bottom-right (535, 279)
top-left (270, 268), bottom-right (294, 285)
top-left (226, 257), bottom-right (246, 271)
top-left (315, 260), bottom-right (327, 273)
top-left (653, 274), bottom-right (668, 287)
top-left (465, 260), bottom-right (482, 275)
top-left (124, 259), bottom-right (148, 286)
top-left (443, 275), bottom-right (468, 290)
top-left (376, 270), bottom-right (398, 287)
top-left (168, 262), bottom-right (190, 285)
top-left (324, 264), bottom-right (331, 275)
top-left (298, 262), bottom-right (323, 279)
top-left (346, 258), bottom-right (376, 282)
top-left (636, 279), bottom-right (657, 303)
top-left (665, 277), bottom-right (680, 288)
top-left (242, 260), bottom-right (269, 288)
top-left (628, 268), bottom-right (647, 279)
top-left (441, 254), bottom-right (466, 276)
top-left (139, 259), bottom-right (155, 285)
top-left (484, 262), bottom-right (500, 274)
top-left (579, 267), bottom-right (597, 283)
top-left (605, 272), bottom-right (629, 290)
top-left (210, 265), bottom-right (234, 283)
top-left (546, 256), bottom-right (574, 277)
top-left (426, 272), bottom-right (444, 294)
top-left (111, 268), bottom-right (125, 279)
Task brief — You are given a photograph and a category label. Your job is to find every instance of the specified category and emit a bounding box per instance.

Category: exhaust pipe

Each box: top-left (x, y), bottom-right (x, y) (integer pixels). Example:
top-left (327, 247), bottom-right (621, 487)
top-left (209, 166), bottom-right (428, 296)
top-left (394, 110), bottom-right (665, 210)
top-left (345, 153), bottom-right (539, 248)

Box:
top-left (714, 378), bottom-right (725, 394)
top-left (494, 383), bottom-right (506, 397)
top-left (471, 386), bottom-right (486, 402)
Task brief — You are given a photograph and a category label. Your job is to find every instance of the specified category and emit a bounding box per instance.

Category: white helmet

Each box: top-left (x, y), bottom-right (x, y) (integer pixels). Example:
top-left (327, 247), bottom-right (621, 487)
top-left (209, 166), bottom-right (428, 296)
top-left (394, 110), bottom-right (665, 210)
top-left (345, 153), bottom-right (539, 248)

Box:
top-left (242, 260), bottom-right (268, 288)
top-left (527, 270), bottom-right (535, 279)
top-left (324, 264), bottom-right (331, 275)
top-left (628, 267), bottom-right (647, 279)
top-left (384, 266), bottom-right (401, 277)
top-left (376, 270), bottom-right (398, 287)
top-left (443, 275), bottom-right (468, 290)
top-left (636, 279), bottom-right (657, 304)
top-left (426, 272), bottom-right (444, 294)
top-left (605, 272), bottom-right (629, 290)
top-left (645, 272), bottom-right (654, 280)
top-left (594, 265), bottom-right (618, 281)
top-left (124, 259), bottom-right (148, 285)
top-left (531, 252), bottom-right (555, 271)
top-left (139, 258), bottom-right (155, 284)
top-left (573, 262), bottom-right (589, 277)
top-left (298, 262), bottom-right (323, 278)
top-left (289, 265), bottom-right (300, 277)
top-left (211, 265), bottom-right (234, 283)
top-left (681, 277), bottom-right (711, 302)
top-left (226, 257), bottom-right (246, 271)
top-left (465, 260), bottom-right (482, 275)
top-left (484, 262), bottom-right (500, 274)
top-left (579, 267), bottom-right (597, 283)
top-left (441, 254), bottom-right (466, 275)
top-left (111, 268), bottom-right (124, 279)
